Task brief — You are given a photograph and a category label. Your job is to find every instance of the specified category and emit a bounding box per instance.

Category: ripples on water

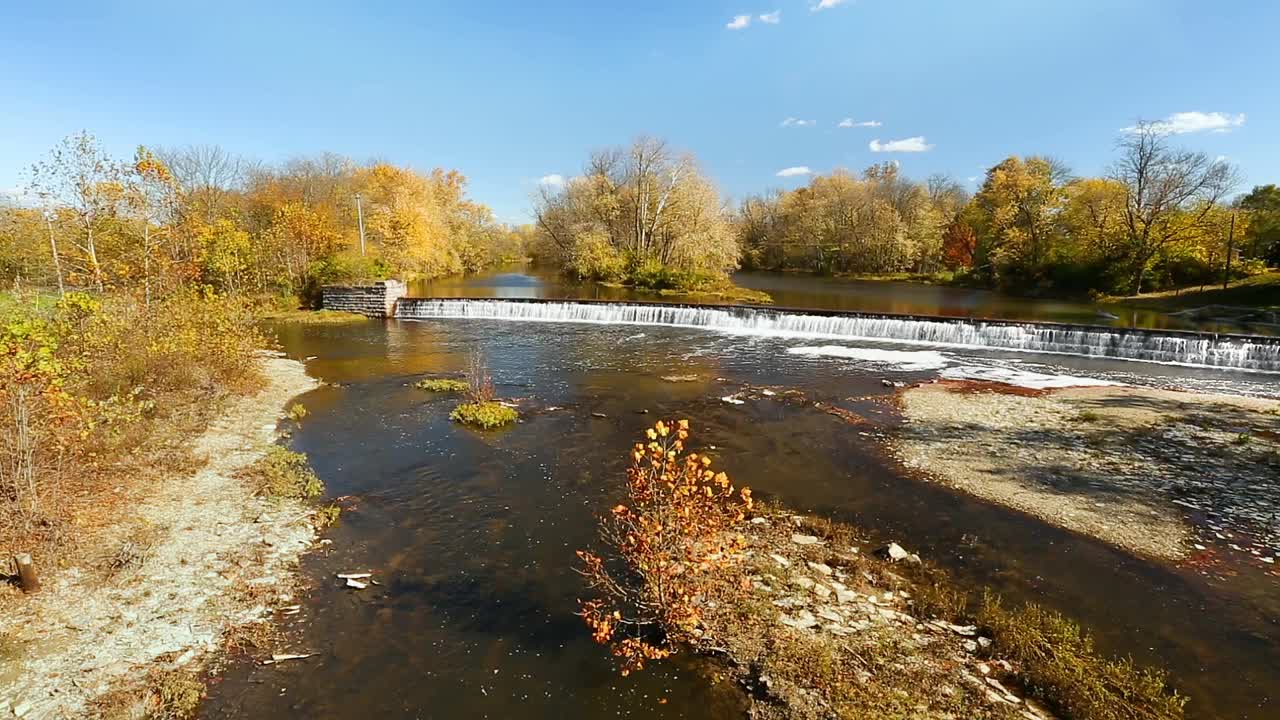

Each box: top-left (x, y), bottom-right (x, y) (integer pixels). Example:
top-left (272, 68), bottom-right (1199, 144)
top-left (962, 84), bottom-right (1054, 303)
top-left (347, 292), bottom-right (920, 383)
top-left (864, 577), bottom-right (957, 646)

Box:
top-left (202, 313), bottom-right (1278, 719)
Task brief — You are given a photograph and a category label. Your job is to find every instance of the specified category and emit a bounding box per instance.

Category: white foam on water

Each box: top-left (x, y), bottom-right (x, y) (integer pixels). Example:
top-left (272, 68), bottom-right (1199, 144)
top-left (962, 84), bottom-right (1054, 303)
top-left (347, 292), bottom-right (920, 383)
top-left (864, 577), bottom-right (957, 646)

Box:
top-left (393, 299), bottom-right (1280, 372)
top-left (940, 366), bottom-right (1122, 389)
top-left (787, 345), bottom-right (950, 371)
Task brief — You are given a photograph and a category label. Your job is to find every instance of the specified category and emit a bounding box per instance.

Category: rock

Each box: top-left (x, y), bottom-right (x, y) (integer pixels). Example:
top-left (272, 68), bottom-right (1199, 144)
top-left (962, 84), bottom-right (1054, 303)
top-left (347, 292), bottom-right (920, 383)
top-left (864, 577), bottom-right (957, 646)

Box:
top-left (265, 653), bottom-right (315, 665)
top-left (791, 534), bottom-right (821, 546)
top-left (750, 517), bottom-right (770, 525)
top-left (835, 589), bottom-right (858, 604)
top-left (720, 395), bottom-right (746, 405)
top-left (13, 700), bottom-right (32, 718)
top-left (881, 379), bottom-right (906, 388)
top-left (814, 584), bottom-right (832, 600)
top-left (344, 578), bottom-right (369, 589)
top-left (590, 412), bottom-right (608, 419)
top-left (792, 577), bottom-right (815, 591)
top-left (779, 610), bottom-right (818, 629)
top-left (963, 639), bottom-right (978, 653)
top-left (806, 561), bottom-right (833, 576)
top-left (769, 553), bottom-right (792, 567)
top-left (877, 542), bottom-right (922, 564)
top-left (817, 608), bottom-right (843, 623)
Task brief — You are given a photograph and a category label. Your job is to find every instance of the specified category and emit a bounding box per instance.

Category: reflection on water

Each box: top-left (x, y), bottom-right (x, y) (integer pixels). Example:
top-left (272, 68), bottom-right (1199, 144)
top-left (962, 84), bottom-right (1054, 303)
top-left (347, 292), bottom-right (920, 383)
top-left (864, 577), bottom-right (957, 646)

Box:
top-left (205, 319), bottom-right (1278, 719)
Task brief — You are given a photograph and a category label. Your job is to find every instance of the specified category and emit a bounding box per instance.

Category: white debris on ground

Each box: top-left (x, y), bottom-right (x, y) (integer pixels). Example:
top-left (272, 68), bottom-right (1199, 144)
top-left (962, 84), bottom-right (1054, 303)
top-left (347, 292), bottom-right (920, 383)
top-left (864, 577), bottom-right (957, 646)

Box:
top-left (0, 355), bottom-right (322, 719)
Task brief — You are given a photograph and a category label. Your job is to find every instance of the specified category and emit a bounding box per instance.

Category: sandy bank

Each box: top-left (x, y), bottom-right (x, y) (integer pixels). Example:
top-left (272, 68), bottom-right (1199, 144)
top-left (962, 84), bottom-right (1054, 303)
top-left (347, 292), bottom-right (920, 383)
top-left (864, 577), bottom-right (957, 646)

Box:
top-left (0, 354), bottom-right (320, 719)
top-left (894, 382), bottom-right (1280, 563)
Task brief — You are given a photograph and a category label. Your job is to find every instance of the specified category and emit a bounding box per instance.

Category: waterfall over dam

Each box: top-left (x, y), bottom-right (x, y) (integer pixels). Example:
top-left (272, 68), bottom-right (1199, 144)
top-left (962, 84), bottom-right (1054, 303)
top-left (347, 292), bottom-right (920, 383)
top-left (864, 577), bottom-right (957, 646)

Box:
top-left (391, 298), bottom-right (1280, 372)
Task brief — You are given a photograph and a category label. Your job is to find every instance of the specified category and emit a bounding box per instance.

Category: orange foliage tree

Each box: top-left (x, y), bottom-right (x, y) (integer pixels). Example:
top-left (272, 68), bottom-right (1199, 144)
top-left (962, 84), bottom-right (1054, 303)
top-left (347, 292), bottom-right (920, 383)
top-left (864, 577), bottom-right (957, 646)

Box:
top-left (577, 419), bottom-right (753, 675)
top-left (941, 218), bottom-right (977, 270)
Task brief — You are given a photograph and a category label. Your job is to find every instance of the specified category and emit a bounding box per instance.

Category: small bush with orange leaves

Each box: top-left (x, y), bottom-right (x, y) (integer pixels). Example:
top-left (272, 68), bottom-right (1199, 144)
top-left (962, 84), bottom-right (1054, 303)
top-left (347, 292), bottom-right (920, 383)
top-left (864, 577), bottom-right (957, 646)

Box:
top-left (577, 419), bottom-right (753, 675)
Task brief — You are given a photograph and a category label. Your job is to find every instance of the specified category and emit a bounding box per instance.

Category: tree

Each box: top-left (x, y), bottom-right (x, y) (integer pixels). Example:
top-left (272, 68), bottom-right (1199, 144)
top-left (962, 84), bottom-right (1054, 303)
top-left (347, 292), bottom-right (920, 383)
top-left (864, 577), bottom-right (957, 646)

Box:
top-left (29, 132), bottom-right (127, 291)
top-left (1110, 122), bottom-right (1239, 293)
top-left (534, 137), bottom-right (738, 282)
top-left (127, 147), bottom-right (181, 304)
top-left (941, 218), bottom-right (977, 270)
top-left (970, 156), bottom-right (1070, 288)
top-left (156, 144), bottom-right (250, 225)
top-left (1239, 184), bottom-right (1280, 265)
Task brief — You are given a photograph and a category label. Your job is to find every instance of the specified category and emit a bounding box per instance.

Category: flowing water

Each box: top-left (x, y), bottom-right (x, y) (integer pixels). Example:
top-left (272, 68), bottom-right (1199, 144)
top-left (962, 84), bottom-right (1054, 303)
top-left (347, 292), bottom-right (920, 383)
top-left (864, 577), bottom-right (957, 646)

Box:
top-left (203, 271), bottom-right (1280, 719)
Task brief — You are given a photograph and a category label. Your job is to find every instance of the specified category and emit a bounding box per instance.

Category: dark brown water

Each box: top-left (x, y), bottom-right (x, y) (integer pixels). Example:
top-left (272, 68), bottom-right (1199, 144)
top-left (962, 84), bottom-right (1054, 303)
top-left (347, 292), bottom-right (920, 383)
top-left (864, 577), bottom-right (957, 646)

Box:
top-left (202, 281), bottom-right (1279, 719)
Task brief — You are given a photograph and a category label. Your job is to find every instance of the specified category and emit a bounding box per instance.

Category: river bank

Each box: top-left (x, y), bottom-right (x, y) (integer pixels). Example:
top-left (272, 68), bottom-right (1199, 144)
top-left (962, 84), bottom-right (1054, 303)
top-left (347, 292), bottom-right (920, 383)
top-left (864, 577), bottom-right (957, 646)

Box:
top-left (893, 381), bottom-right (1280, 566)
top-left (0, 355), bottom-right (321, 719)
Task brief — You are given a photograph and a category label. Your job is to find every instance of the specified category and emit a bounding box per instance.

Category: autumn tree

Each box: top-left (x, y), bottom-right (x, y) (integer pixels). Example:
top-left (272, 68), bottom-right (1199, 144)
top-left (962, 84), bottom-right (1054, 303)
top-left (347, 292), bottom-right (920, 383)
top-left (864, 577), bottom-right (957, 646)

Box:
top-left (535, 137), bottom-right (738, 284)
top-left (577, 420), bottom-right (752, 674)
top-left (127, 146), bottom-right (181, 304)
top-left (969, 156), bottom-right (1070, 288)
top-left (1110, 122), bottom-right (1239, 293)
top-left (941, 218), bottom-right (977, 270)
top-left (29, 132), bottom-right (127, 291)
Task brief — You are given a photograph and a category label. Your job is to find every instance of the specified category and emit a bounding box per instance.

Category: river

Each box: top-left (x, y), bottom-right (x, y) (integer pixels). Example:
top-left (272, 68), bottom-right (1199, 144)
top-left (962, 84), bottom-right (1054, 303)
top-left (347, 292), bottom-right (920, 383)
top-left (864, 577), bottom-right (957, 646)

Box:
top-left (202, 270), bottom-right (1279, 719)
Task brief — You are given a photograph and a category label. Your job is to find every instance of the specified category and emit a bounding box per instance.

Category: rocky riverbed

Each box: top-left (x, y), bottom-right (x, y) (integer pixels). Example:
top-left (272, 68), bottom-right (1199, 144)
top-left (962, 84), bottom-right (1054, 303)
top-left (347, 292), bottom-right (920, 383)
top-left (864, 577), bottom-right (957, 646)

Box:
top-left (893, 381), bottom-right (1280, 570)
top-left (695, 511), bottom-right (1063, 720)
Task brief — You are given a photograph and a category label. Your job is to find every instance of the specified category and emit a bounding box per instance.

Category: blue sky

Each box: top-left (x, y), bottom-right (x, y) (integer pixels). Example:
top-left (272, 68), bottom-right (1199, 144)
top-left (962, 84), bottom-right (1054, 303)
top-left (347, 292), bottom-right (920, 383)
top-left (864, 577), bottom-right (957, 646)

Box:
top-left (2, 0), bottom-right (1278, 222)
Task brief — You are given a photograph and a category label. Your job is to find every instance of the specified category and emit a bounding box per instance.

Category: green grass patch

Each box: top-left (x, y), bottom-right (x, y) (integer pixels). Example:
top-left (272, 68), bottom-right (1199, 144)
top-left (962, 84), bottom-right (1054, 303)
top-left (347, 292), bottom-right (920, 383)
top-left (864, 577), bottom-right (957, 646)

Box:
top-left (415, 378), bottom-right (470, 393)
top-left (977, 592), bottom-right (1187, 720)
top-left (1111, 271), bottom-right (1280, 312)
top-left (245, 446), bottom-right (324, 500)
top-left (450, 401), bottom-right (519, 429)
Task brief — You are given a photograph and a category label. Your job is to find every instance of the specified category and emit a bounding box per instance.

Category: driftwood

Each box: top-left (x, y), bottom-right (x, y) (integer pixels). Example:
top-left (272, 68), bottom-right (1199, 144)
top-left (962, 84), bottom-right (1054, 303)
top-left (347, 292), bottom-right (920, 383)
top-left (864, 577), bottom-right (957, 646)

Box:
top-left (14, 553), bottom-right (41, 594)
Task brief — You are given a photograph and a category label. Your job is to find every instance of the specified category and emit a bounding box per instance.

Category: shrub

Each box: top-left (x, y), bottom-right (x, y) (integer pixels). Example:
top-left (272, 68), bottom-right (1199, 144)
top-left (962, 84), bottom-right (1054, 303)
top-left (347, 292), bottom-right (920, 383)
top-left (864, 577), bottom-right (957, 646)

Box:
top-left (2, 288), bottom-right (265, 561)
top-left (466, 351), bottom-right (495, 403)
top-left (313, 503), bottom-right (342, 529)
top-left (287, 403), bottom-right (308, 421)
top-left (245, 446), bottom-right (324, 500)
top-left (450, 401), bottom-right (518, 429)
top-left (577, 420), bottom-right (753, 674)
top-left (415, 378), bottom-right (469, 393)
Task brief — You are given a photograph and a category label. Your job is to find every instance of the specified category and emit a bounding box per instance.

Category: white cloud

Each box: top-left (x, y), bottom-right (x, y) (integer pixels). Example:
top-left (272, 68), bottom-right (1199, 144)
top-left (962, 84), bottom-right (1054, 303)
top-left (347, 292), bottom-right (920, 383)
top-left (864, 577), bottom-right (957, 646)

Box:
top-left (726, 14), bottom-right (751, 30)
top-left (868, 136), bottom-right (934, 153)
top-left (776, 166), bottom-right (813, 178)
top-left (812, 0), bottom-right (850, 11)
top-left (838, 118), bottom-right (881, 128)
top-left (1124, 111), bottom-right (1246, 135)
top-left (538, 174), bottom-right (566, 188)
top-left (780, 117), bottom-right (816, 128)
top-left (966, 176), bottom-right (980, 183)
top-left (759, 10), bottom-right (781, 24)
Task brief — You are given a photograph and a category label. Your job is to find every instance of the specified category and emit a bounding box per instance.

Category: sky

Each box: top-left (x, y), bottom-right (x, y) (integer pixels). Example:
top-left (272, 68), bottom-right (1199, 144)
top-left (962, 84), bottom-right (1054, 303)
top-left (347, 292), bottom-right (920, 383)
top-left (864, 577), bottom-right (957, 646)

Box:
top-left (2, 0), bottom-right (1279, 223)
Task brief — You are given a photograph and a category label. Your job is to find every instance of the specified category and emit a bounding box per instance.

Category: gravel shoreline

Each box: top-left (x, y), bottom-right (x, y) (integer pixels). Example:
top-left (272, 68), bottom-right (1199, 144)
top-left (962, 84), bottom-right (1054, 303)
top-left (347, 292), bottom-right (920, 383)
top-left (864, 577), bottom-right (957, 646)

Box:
top-left (0, 355), bottom-right (320, 719)
top-left (893, 381), bottom-right (1280, 566)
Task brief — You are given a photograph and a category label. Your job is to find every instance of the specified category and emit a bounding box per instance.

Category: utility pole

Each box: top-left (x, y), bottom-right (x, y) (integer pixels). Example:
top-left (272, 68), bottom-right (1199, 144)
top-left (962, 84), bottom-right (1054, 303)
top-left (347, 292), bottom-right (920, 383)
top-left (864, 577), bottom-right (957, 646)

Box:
top-left (355, 193), bottom-right (367, 257)
top-left (1223, 209), bottom-right (1236, 290)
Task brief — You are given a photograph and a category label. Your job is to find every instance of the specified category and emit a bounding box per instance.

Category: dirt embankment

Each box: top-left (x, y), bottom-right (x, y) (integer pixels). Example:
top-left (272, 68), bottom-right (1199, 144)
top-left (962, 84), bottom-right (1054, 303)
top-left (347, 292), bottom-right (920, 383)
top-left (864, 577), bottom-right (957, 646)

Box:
top-left (893, 382), bottom-right (1280, 565)
top-left (0, 355), bottom-right (320, 719)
